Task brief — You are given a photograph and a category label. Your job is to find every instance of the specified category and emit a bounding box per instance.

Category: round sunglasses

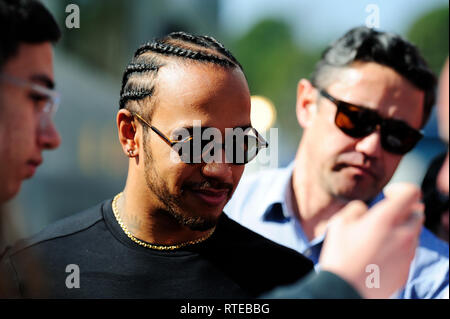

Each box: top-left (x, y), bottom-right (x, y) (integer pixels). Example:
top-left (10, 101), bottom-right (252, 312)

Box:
top-left (131, 112), bottom-right (268, 164)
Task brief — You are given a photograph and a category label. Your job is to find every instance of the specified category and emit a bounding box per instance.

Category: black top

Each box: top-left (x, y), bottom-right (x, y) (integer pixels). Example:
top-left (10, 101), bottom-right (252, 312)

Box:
top-left (0, 199), bottom-right (313, 298)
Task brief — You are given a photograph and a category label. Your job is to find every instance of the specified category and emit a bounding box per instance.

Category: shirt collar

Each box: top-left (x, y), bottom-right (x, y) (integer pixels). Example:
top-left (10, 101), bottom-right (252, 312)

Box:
top-left (262, 161), bottom-right (296, 223)
top-left (260, 161), bottom-right (385, 243)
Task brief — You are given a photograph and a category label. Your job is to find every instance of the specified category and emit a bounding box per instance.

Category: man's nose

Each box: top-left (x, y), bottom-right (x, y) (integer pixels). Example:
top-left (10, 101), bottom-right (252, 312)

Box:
top-left (201, 156), bottom-right (234, 184)
top-left (38, 119), bottom-right (61, 150)
top-left (355, 130), bottom-right (383, 158)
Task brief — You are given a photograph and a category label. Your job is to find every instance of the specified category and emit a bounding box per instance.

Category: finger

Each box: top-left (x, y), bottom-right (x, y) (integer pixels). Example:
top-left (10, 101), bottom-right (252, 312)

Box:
top-left (401, 208), bottom-right (425, 231)
top-left (394, 197), bottom-right (425, 226)
top-left (393, 213), bottom-right (423, 261)
top-left (392, 208), bottom-right (424, 255)
top-left (329, 200), bottom-right (368, 224)
top-left (384, 182), bottom-right (422, 202)
top-left (369, 183), bottom-right (422, 226)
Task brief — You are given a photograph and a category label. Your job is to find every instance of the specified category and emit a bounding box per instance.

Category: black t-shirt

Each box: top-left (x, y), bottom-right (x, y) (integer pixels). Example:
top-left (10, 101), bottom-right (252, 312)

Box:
top-left (0, 199), bottom-right (313, 298)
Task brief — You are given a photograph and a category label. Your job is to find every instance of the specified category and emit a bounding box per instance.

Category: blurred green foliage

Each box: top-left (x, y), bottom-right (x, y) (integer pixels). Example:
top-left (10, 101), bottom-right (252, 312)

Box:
top-left (407, 6), bottom-right (449, 75)
top-left (58, 0), bottom-right (129, 77)
top-left (230, 19), bottom-right (321, 149)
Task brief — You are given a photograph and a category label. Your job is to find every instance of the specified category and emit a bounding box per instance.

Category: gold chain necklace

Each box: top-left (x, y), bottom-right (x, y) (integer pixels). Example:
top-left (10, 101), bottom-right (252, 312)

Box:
top-left (112, 192), bottom-right (215, 251)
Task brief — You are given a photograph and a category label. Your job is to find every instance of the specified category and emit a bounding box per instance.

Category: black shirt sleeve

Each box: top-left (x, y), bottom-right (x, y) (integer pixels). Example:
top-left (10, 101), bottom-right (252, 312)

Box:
top-left (261, 270), bottom-right (362, 299)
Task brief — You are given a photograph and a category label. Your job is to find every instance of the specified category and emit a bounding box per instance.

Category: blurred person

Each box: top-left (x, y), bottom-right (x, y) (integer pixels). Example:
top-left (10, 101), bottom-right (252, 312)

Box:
top-left (435, 58), bottom-right (449, 298)
top-left (0, 0), bottom-right (61, 204)
top-left (437, 58), bottom-right (449, 185)
top-left (422, 152), bottom-right (448, 242)
top-left (0, 32), bottom-right (314, 298)
top-left (225, 26), bottom-right (449, 298)
top-left (436, 59), bottom-right (449, 244)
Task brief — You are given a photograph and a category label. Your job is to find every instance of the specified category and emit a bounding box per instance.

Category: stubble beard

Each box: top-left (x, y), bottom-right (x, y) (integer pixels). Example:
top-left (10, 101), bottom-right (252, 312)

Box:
top-left (142, 134), bottom-right (217, 231)
top-left (321, 162), bottom-right (382, 204)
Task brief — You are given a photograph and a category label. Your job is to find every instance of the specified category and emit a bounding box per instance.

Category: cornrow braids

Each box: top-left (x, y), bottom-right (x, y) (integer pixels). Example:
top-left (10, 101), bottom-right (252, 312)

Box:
top-left (119, 31), bottom-right (244, 125)
top-left (168, 31), bottom-right (211, 48)
top-left (133, 41), bottom-right (236, 68)
top-left (167, 32), bottom-right (240, 63)
top-left (122, 63), bottom-right (159, 84)
top-left (166, 32), bottom-right (242, 68)
top-left (119, 87), bottom-right (154, 110)
top-left (199, 35), bottom-right (243, 70)
top-left (120, 62), bottom-right (160, 97)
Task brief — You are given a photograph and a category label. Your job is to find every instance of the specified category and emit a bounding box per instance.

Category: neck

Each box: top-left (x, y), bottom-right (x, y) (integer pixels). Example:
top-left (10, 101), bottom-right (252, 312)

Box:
top-left (118, 168), bottom-right (213, 247)
top-left (291, 148), bottom-right (348, 241)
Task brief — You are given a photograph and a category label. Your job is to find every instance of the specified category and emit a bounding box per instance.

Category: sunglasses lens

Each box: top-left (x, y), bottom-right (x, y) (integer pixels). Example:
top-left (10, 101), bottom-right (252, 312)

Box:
top-left (231, 129), bottom-right (267, 165)
top-left (380, 122), bottom-right (422, 155)
top-left (177, 139), bottom-right (204, 164)
top-left (335, 104), bottom-right (376, 138)
top-left (223, 135), bottom-right (251, 165)
top-left (321, 89), bottom-right (422, 155)
top-left (226, 135), bottom-right (257, 165)
top-left (177, 141), bottom-right (192, 163)
top-left (244, 135), bottom-right (260, 164)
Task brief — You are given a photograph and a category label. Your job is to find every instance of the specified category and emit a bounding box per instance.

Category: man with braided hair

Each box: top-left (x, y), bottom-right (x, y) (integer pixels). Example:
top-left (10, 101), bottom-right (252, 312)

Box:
top-left (0, 31), bottom-right (314, 298)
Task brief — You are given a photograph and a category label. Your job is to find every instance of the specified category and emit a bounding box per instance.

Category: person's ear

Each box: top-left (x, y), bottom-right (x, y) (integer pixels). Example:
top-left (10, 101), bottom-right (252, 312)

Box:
top-left (296, 79), bottom-right (318, 129)
top-left (117, 109), bottom-right (139, 158)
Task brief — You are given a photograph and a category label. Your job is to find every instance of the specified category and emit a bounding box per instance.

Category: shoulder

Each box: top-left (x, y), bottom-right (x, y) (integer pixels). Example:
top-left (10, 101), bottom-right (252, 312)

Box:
top-left (413, 227), bottom-right (449, 277)
top-left (402, 227), bottom-right (449, 298)
top-left (414, 227), bottom-right (449, 274)
top-left (219, 214), bottom-right (313, 270)
top-left (418, 227), bottom-right (449, 258)
top-left (0, 200), bottom-right (109, 298)
top-left (4, 200), bottom-right (108, 259)
top-left (210, 214), bottom-right (314, 295)
top-left (225, 166), bottom-right (289, 219)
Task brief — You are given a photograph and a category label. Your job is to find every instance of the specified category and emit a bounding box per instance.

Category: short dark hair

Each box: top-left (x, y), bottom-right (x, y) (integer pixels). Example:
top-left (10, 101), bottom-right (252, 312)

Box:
top-left (119, 31), bottom-right (243, 121)
top-left (311, 26), bottom-right (437, 127)
top-left (0, 0), bottom-right (61, 71)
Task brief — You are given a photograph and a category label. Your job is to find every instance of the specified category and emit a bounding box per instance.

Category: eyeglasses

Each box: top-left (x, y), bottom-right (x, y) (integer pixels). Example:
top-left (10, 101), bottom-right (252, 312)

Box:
top-left (131, 112), bottom-right (268, 164)
top-left (318, 89), bottom-right (423, 155)
top-left (0, 73), bottom-right (60, 129)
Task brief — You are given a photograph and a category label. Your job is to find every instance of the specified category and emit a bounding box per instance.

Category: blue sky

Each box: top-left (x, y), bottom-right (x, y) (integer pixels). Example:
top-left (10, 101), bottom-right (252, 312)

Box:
top-left (219, 0), bottom-right (448, 48)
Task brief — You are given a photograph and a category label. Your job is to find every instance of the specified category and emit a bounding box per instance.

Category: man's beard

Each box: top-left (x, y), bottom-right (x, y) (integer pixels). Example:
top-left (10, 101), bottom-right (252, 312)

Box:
top-left (320, 165), bottom-right (383, 203)
top-left (143, 135), bottom-right (218, 231)
top-left (317, 150), bottom-right (387, 203)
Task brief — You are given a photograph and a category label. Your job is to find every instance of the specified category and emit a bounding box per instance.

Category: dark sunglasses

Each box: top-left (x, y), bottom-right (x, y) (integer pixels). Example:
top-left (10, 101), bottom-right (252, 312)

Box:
top-left (318, 89), bottom-right (423, 155)
top-left (131, 112), bottom-right (268, 165)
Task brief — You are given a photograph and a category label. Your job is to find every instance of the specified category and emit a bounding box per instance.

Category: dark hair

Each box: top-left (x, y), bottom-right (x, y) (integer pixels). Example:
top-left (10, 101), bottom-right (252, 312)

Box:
top-left (119, 31), bottom-right (243, 121)
top-left (0, 0), bottom-right (61, 70)
top-left (311, 26), bottom-right (437, 127)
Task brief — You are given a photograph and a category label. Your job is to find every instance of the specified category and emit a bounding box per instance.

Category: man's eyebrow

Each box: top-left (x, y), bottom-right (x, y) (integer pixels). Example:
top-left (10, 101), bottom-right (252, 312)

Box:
top-left (30, 74), bottom-right (55, 89)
